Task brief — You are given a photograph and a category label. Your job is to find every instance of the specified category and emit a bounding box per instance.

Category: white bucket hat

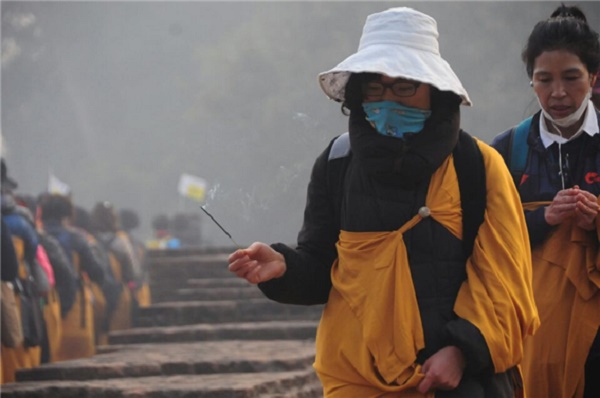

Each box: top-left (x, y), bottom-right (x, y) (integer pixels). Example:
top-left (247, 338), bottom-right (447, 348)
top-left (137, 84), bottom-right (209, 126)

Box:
top-left (318, 7), bottom-right (472, 106)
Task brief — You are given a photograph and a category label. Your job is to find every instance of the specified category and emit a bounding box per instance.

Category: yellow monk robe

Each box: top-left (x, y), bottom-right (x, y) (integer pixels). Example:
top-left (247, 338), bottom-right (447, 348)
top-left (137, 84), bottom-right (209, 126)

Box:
top-left (1, 237), bottom-right (42, 384)
top-left (89, 281), bottom-right (109, 346)
top-left (132, 242), bottom-right (151, 308)
top-left (520, 201), bottom-right (600, 398)
top-left (43, 288), bottom-right (62, 362)
top-left (135, 282), bottom-right (151, 308)
top-left (105, 238), bottom-right (132, 332)
top-left (1, 294), bottom-right (42, 383)
top-left (79, 234), bottom-right (109, 345)
top-left (314, 141), bottom-right (539, 397)
top-left (54, 253), bottom-right (95, 361)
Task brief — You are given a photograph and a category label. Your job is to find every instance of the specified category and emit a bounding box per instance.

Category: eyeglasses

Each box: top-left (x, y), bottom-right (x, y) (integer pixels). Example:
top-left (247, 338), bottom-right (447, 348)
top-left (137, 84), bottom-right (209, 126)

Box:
top-left (361, 79), bottom-right (421, 98)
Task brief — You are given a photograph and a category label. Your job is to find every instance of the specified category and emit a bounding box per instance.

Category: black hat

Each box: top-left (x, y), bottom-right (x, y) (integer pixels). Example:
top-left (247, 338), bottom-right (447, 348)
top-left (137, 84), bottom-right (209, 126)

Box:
top-left (1, 159), bottom-right (18, 191)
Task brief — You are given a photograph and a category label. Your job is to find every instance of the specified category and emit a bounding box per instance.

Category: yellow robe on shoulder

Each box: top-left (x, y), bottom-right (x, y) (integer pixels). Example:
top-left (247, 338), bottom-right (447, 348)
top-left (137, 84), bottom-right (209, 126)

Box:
top-left (55, 253), bottom-right (95, 361)
top-left (1, 237), bottom-right (41, 384)
top-left (521, 201), bottom-right (600, 398)
top-left (314, 141), bottom-right (539, 397)
top-left (43, 288), bottom-right (62, 362)
top-left (106, 240), bottom-right (132, 332)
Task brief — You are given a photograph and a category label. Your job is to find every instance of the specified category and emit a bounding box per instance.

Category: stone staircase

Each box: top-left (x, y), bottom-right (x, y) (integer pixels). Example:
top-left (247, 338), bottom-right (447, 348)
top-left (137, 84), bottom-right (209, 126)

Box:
top-left (1, 248), bottom-right (324, 397)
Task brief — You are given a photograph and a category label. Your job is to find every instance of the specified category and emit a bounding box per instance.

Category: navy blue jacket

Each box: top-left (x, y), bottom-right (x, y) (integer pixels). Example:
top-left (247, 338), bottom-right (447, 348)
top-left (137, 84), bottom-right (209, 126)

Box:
top-left (43, 221), bottom-right (105, 286)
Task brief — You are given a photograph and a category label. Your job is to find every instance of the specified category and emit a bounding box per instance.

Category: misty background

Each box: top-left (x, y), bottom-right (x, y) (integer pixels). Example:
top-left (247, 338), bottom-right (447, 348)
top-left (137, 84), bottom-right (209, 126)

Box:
top-left (3, 1), bottom-right (600, 248)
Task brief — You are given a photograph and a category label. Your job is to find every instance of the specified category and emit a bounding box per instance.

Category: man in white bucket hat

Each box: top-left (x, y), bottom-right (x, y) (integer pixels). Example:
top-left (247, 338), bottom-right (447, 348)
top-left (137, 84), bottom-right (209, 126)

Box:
top-left (229, 7), bottom-right (538, 397)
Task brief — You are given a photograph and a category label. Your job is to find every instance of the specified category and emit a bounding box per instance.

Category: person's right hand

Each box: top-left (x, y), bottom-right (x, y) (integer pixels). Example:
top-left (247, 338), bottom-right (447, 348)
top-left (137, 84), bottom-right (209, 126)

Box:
top-left (417, 346), bottom-right (465, 394)
top-left (227, 242), bottom-right (286, 284)
top-left (544, 187), bottom-right (579, 226)
top-left (572, 186), bottom-right (599, 231)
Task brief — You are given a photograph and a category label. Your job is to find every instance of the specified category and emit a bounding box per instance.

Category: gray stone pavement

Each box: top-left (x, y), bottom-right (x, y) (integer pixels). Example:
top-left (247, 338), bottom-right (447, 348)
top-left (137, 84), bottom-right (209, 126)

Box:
top-left (15, 340), bottom-right (316, 382)
top-left (135, 299), bottom-right (323, 327)
top-left (171, 285), bottom-right (264, 301)
top-left (2, 369), bottom-right (321, 398)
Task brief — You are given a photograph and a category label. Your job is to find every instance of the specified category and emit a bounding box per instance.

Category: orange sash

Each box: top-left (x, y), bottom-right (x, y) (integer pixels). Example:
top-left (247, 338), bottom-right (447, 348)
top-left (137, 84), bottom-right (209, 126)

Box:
top-left (521, 201), bottom-right (600, 398)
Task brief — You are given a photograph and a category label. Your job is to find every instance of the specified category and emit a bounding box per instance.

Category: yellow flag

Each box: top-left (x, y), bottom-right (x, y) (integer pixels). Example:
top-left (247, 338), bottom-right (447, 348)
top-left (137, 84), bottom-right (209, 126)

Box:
top-left (177, 173), bottom-right (207, 202)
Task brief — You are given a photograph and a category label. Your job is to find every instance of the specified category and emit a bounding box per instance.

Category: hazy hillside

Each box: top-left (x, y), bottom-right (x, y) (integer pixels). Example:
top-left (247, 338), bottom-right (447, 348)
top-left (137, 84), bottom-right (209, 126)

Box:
top-left (3, 1), bottom-right (599, 246)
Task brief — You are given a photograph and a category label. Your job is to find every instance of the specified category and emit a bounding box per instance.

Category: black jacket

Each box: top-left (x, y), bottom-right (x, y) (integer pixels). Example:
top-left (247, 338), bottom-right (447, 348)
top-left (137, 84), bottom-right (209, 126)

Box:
top-left (38, 232), bottom-right (78, 317)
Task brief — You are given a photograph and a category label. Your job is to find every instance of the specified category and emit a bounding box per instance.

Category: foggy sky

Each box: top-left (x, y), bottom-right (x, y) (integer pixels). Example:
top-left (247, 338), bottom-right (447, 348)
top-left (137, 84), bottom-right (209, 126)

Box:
top-left (3, 1), bottom-right (600, 247)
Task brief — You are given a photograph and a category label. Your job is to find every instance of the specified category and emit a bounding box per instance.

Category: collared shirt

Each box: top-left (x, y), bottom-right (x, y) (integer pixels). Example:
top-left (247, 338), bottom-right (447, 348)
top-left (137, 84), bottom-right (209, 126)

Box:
top-left (539, 100), bottom-right (600, 148)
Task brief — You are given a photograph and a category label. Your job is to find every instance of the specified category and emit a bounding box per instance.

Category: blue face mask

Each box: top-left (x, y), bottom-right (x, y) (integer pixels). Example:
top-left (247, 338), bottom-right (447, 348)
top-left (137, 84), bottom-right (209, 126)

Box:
top-left (362, 101), bottom-right (432, 139)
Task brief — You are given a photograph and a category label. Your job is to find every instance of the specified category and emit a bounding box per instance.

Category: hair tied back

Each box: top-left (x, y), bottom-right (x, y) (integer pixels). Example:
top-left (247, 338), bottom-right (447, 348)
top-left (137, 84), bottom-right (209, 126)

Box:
top-left (550, 4), bottom-right (587, 23)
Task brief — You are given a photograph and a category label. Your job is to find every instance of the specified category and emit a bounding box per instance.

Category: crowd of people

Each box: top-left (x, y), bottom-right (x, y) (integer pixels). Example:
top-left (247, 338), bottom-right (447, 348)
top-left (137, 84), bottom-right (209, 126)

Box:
top-left (229, 4), bottom-right (600, 398)
top-left (0, 159), bottom-right (152, 383)
top-left (146, 212), bottom-right (203, 249)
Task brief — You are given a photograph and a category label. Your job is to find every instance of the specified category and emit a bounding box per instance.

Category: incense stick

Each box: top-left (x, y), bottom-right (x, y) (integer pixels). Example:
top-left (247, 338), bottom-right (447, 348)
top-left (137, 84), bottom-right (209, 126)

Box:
top-left (200, 206), bottom-right (240, 248)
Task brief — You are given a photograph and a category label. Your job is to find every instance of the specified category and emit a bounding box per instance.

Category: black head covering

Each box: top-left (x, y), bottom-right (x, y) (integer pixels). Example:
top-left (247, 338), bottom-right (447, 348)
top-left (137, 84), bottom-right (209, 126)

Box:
top-left (1, 159), bottom-right (18, 191)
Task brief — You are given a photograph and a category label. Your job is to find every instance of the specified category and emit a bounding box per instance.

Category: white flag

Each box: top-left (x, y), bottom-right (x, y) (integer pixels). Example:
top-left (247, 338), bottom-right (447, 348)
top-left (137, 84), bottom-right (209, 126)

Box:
top-left (177, 173), bottom-right (207, 202)
top-left (48, 174), bottom-right (71, 195)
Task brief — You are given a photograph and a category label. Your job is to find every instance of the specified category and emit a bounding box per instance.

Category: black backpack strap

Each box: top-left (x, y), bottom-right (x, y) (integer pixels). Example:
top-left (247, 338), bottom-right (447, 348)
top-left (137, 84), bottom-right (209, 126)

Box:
top-left (327, 133), bottom-right (352, 227)
top-left (453, 130), bottom-right (487, 259)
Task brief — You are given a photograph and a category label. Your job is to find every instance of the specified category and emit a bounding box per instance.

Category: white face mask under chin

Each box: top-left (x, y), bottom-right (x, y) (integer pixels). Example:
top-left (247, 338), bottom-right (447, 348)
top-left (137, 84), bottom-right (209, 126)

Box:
top-left (539, 91), bottom-right (591, 190)
top-left (540, 90), bottom-right (591, 129)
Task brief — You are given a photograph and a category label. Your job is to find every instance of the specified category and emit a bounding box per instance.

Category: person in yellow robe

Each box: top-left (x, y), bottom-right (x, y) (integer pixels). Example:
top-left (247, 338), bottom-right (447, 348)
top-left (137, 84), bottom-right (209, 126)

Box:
top-left (90, 201), bottom-right (141, 333)
top-left (229, 7), bottom-right (539, 397)
top-left (492, 5), bottom-right (600, 398)
top-left (39, 194), bottom-right (107, 361)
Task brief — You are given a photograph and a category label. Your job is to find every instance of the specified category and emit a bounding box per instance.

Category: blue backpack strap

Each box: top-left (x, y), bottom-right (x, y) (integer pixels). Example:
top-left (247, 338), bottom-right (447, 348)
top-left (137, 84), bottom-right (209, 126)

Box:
top-left (328, 132), bottom-right (351, 161)
top-left (509, 116), bottom-right (533, 175)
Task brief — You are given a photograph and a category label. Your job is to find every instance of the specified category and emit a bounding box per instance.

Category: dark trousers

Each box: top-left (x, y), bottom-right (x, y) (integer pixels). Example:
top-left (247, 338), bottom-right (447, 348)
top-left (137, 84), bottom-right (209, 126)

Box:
top-left (584, 328), bottom-right (600, 398)
top-left (584, 357), bottom-right (600, 398)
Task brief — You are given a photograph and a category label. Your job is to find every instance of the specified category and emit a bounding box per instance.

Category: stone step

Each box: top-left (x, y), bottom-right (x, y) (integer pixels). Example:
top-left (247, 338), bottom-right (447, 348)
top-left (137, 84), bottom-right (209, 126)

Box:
top-left (151, 285), bottom-right (263, 303)
top-left (15, 340), bottom-right (316, 382)
top-left (108, 320), bottom-right (319, 345)
top-left (176, 286), bottom-right (264, 301)
top-left (3, 368), bottom-right (322, 398)
top-left (147, 253), bottom-right (233, 282)
top-left (150, 280), bottom-right (259, 303)
top-left (185, 278), bottom-right (250, 288)
top-left (134, 299), bottom-right (324, 327)
top-left (146, 247), bottom-right (237, 259)
top-left (263, 380), bottom-right (325, 398)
